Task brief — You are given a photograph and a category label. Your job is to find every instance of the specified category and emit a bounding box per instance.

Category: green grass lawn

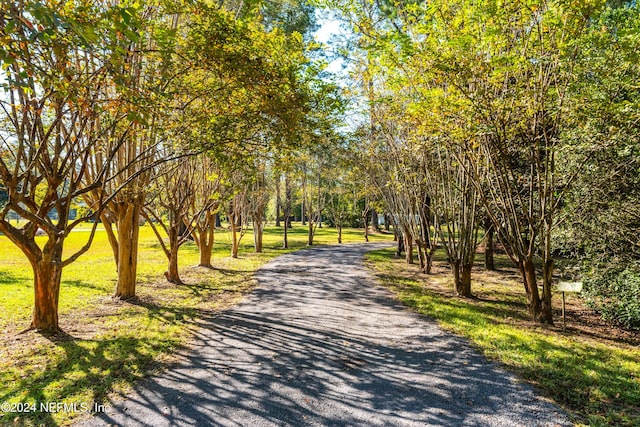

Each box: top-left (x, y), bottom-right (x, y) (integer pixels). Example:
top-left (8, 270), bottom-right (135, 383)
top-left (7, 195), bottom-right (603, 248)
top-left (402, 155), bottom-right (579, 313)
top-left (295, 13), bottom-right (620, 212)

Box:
top-left (0, 222), bottom-right (392, 426)
top-left (365, 247), bottom-right (640, 427)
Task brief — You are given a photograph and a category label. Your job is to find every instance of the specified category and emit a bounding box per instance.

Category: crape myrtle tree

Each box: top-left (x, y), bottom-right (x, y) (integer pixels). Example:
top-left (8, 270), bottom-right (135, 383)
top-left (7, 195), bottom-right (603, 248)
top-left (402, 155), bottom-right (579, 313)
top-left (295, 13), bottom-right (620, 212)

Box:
top-left (299, 149), bottom-right (326, 246)
top-left (87, 0), bottom-right (319, 299)
top-left (0, 1), bottom-right (145, 332)
top-left (425, 143), bottom-right (481, 297)
top-left (143, 152), bottom-right (214, 285)
top-left (189, 156), bottom-right (224, 268)
top-left (325, 147), bottom-right (360, 244)
top-left (227, 170), bottom-right (250, 259)
top-left (248, 157), bottom-right (270, 253)
top-left (299, 72), bottom-right (345, 246)
top-left (82, 2), bottom-right (178, 299)
top-left (367, 121), bottom-right (438, 272)
top-left (428, 0), bottom-right (592, 323)
top-left (143, 0), bottom-right (312, 270)
top-left (329, 0), bottom-right (596, 324)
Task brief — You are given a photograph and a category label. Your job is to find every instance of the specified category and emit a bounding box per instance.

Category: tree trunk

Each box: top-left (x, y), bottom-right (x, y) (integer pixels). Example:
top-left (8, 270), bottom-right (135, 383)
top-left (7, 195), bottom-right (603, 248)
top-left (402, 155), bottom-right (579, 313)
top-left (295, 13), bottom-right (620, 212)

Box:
top-left (363, 211), bottom-right (370, 242)
top-left (275, 174), bottom-right (281, 227)
top-left (396, 229), bottom-right (404, 256)
top-left (452, 261), bottom-right (461, 293)
top-left (338, 225), bottom-right (342, 244)
top-left (541, 258), bottom-right (555, 324)
top-left (254, 220), bottom-right (263, 253)
top-left (114, 202), bottom-right (141, 299)
top-left (30, 244), bottom-right (63, 332)
top-left (417, 244), bottom-right (426, 273)
top-left (539, 223), bottom-right (555, 324)
top-left (371, 210), bottom-right (379, 232)
top-left (404, 232), bottom-right (413, 264)
top-left (519, 257), bottom-right (543, 321)
top-left (453, 262), bottom-right (473, 297)
top-left (197, 213), bottom-right (215, 268)
top-left (199, 235), bottom-right (213, 267)
top-left (484, 225), bottom-right (495, 271)
top-left (215, 213), bottom-right (221, 228)
top-left (165, 225), bottom-right (184, 285)
top-left (384, 214), bottom-right (390, 231)
top-left (283, 218), bottom-right (289, 249)
top-left (231, 214), bottom-right (239, 258)
top-left (307, 218), bottom-right (314, 246)
top-left (425, 248), bottom-right (434, 274)
top-left (283, 174), bottom-right (291, 248)
top-left (166, 247), bottom-right (181, 284)
top-left (301, 201), bottom-right (306, 225)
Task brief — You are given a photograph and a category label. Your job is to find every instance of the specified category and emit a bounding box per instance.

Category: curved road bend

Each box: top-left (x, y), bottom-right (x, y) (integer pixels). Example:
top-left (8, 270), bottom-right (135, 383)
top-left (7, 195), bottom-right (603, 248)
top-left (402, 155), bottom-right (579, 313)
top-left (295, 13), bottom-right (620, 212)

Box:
top-left (77, 243), bottom-right (571, 427)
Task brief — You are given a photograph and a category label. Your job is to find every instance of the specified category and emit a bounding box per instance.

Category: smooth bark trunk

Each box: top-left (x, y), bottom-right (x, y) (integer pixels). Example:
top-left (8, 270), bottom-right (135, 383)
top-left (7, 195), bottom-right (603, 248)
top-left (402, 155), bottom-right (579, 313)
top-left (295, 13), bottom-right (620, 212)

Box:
top-left (196, 213), bottom-right (215, 268)
top-left (424, 250), bottom-right (434, 274)
top-left (541, 259), bottom-right (555, 324)
top-left (363, 211), bottom-right (370, 242)
top-left (199, 236), bottom-right (213, 267)
top-left (417, 244), bottom-right (426, 273)
top-left (114, 203), bottom-right (141, 299)
top-left (283, 175), bottom-right (292, 248)
top-left (452, 262), bottom-right (473, 297)
top-left (371, 210), bottom-right (379, 232)
top-left (165, 225), bottom-right (183, 285)
top-left (396, 229), bottom-right (404, 256)
top-left (30, 245), bottom-right (63, 332)
top-left (275, 175), bottom-right (281, 227)
top-left (484, 226), bottom-right (496, 271)
top-left (283, 219), bottom-right (289, 248)
top-left (166, 253), bottom-right (181, 284)
top-left (519, 257), bottom-right (544, 322)
top-left (254, 221), bottom-right (263, 253)
top-left (101, 215), bottom-right (119, 266)
top-left (231, 213), bottom-right (239, 258)
top-left (404, 233), bottom-right (414, 264)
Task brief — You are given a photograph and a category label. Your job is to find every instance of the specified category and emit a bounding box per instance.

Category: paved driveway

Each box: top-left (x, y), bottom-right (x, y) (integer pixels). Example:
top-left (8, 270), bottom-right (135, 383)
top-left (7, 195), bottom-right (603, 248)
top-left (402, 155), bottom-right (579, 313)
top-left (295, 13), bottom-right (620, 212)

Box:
top-left (78, 243), bottom-right (571, 426)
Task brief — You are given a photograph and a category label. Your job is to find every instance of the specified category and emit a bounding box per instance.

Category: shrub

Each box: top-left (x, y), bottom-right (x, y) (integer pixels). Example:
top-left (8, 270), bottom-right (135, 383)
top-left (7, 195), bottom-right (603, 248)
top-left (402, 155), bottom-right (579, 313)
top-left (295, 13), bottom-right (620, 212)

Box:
top-left (583, 266), bottom-right (640, 330)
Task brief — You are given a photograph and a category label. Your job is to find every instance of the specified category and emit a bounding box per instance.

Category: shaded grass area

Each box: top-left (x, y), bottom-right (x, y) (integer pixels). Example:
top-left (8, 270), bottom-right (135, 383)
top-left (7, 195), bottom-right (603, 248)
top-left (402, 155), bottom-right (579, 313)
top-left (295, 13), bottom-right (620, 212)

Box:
top-left (0, 223), bottom-right (392, 426)
top-left (365, 247), bottom-right (640, 427)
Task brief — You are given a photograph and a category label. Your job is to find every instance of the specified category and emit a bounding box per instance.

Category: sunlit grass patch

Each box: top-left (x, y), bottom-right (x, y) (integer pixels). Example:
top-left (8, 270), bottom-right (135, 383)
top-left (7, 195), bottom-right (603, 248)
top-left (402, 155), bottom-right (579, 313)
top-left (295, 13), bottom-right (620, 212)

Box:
top-left (365, 247), bottom-right (640, 427)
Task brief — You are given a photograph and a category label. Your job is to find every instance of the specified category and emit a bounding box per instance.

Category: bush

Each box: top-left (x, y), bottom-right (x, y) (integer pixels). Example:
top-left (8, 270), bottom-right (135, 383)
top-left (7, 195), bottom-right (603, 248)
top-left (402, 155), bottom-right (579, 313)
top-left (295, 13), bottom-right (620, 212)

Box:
top-left (583, 266), bottom-right (640, 330)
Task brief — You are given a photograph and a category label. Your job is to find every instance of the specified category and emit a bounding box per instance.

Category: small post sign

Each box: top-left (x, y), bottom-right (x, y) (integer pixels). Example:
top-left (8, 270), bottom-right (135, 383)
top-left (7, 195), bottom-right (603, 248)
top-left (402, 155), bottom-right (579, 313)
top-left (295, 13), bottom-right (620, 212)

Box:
top-left (556, 281), bottom-right (583, 331)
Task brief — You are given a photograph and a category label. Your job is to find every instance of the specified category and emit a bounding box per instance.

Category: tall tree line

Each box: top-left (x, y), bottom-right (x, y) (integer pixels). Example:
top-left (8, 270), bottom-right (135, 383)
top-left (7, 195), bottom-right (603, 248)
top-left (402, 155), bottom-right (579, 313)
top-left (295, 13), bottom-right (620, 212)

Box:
top-left (323, 0), bottom-right (640, 328)
top-left (0, 0), bottom-right (322, 333)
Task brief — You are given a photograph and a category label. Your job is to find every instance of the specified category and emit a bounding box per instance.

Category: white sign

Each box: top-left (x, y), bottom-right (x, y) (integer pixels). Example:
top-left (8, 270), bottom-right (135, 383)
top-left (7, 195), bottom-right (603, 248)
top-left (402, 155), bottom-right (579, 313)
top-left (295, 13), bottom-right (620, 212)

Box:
top-left (557, 281), bottom-right (583, 293)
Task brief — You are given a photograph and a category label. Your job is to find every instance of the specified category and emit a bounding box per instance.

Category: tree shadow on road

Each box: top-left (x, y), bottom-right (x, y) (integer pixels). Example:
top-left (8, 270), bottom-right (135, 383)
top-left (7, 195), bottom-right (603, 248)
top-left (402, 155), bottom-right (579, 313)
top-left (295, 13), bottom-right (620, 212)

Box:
top-left (82, 244), bottom-right (569, 427)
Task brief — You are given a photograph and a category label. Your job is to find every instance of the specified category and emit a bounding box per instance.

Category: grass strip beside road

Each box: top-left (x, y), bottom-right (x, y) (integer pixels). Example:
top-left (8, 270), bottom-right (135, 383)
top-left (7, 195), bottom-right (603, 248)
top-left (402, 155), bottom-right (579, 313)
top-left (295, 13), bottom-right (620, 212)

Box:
top-left (365, 247), bottom-right (640, 427)
top-left (0, 223), bottom-right (392, 426)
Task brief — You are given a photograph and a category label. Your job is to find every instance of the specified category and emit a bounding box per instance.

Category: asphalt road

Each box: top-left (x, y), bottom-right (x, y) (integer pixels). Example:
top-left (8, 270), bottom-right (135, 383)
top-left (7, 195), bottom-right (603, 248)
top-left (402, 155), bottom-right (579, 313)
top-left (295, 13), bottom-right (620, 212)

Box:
top-left (77, 243), bottom-right (571, 426)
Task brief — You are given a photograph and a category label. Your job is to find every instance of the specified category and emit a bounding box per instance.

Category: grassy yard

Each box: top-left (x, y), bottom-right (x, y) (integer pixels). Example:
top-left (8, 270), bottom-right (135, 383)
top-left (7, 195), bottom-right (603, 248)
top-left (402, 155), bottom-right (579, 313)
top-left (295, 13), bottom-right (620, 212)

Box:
top-left (365, 247), bottom-right (640, 427)
top-left (0, 222), bottom-right (392, 426)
